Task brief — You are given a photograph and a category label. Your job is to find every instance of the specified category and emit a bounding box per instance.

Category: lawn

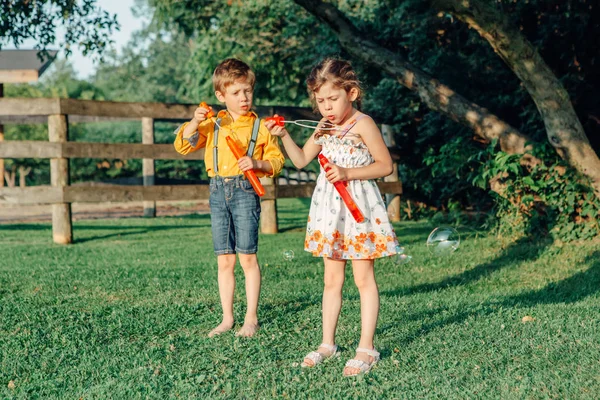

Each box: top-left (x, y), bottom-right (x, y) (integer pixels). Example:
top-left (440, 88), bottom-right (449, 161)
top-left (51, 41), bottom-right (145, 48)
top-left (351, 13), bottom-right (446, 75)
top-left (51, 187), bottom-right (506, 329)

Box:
top-left (1, 198), bottom-right (600, 399)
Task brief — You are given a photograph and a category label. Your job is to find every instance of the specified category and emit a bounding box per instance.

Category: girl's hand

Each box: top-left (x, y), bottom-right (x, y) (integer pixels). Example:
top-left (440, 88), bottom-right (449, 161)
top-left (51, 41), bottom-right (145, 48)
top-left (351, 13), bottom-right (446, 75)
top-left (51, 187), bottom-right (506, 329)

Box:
top-left (324, 162), bottom-right (350, 183)
top-left (237, 156), bottom-right (257, 172)
top-left (191, 104), bottom-right (213, 124)
top-left (264, 118), bottom-right (289, 138)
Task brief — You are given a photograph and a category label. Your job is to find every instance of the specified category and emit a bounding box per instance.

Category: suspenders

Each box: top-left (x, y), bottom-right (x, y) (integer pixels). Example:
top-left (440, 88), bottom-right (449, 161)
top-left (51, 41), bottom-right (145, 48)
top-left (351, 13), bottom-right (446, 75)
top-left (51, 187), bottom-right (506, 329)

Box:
top-left (213, 117), bottom-right (261, 175)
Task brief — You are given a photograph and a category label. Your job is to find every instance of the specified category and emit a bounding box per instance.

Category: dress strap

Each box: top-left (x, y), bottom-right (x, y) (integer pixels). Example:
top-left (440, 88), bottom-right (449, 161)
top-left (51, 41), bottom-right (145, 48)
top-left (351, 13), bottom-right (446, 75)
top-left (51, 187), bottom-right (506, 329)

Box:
top-left (338, 113), bottom-right (367, 139)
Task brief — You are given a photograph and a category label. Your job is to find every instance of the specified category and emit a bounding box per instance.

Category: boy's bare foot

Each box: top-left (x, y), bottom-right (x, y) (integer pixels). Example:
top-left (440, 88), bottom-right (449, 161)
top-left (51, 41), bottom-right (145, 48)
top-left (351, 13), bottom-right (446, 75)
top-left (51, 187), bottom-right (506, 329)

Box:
top-left (235, 322), bottom-right (259, 337)
top-left (208, 321), bottom-right (234, 338)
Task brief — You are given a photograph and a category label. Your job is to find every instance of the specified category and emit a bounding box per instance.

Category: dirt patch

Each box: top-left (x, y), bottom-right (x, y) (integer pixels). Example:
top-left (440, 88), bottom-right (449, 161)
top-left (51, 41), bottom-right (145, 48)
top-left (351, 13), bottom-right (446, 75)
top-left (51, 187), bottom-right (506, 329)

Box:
top-left (0, 200), bottom-right (210, 224)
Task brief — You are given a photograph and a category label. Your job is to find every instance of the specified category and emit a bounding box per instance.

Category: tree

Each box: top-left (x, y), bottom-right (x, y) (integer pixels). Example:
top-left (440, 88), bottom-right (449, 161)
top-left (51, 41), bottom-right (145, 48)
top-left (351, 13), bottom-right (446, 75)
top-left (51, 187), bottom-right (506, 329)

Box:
top-left (431, 0), bottom-right (600, 194)
top-left (292, 0), bottom-right (600, 196)
top-left (0, 0), bottom-right (118, 59)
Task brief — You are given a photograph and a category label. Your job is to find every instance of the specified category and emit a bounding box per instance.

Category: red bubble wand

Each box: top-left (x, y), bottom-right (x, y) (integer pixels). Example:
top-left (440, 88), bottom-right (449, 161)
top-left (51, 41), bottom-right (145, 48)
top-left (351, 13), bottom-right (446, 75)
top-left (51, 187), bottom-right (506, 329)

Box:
top-left (225, 135), bottom-right (266, 197)
top-left (198, 102), bottom-right (264, 197)
top-left (318, 153), bottom-right (365, 223)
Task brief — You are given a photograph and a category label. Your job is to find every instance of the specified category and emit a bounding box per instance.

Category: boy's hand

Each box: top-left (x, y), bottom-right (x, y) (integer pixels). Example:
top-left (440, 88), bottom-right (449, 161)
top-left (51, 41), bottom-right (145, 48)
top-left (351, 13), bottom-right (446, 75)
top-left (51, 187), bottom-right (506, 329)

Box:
top-left (324, 162), bottom-right (350, 184)
top-left (191, 104), bottom-right (213, 124)
top-left (265, 117), bottom-right (289, 138)
top-left (237, 156), bottom-right (257, 172)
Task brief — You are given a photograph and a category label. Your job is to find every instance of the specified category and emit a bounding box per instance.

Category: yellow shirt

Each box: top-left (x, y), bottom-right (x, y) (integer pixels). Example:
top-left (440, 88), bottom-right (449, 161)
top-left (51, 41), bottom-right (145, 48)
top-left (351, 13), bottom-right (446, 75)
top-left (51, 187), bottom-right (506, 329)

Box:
top-left (174, 110), bottom-right (285, 178)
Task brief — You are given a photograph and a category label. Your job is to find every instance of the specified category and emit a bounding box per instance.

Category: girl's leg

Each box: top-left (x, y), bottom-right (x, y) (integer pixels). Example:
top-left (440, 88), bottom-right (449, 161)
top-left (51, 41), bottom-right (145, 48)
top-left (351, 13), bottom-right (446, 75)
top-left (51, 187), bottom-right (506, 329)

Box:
top-left (344, 259), bottom-right (379, 375)
top-left (303, 257), bottom-right (346, 366)
top-left (209, 253), bottom-right (237, 337)
top-left (237, 253), bottom-right (261, 337)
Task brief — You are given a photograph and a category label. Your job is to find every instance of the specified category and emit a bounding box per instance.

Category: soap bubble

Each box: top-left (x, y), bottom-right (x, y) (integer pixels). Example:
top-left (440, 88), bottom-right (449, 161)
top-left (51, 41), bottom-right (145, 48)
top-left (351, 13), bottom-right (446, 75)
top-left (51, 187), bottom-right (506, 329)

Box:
top-left (283, 250), bottom-right (295, 261)
top-left (397, 254), bottom-right (412, 264)
top-left (395, 246), bottom-right (412, 264)
top-left (427, 227), bottom-right (460, 256)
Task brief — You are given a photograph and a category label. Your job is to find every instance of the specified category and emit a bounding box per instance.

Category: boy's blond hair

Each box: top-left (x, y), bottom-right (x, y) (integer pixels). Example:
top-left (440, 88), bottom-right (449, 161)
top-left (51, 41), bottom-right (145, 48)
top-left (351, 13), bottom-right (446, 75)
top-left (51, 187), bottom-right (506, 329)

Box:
top-left (212, 58), bottom-right (256, 93)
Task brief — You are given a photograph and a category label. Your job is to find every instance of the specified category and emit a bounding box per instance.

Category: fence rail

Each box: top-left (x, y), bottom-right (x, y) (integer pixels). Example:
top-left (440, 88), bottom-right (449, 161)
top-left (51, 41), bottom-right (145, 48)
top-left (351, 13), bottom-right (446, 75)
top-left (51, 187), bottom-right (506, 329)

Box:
top-left (0, 97), bottom-right (402, 244)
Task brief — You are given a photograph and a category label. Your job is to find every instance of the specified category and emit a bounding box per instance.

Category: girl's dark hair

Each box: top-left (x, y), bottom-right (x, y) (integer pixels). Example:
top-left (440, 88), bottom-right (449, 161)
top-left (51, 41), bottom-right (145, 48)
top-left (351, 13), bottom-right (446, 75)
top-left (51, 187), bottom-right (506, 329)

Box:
top-left (306, 58), bottom-right (363, 110)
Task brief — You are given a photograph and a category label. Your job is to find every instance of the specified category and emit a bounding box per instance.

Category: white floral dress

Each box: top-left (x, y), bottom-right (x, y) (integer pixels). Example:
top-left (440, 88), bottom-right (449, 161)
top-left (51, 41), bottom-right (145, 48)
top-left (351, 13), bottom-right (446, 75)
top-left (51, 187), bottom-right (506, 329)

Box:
top-left (304, 114), bottom-right (399, 260)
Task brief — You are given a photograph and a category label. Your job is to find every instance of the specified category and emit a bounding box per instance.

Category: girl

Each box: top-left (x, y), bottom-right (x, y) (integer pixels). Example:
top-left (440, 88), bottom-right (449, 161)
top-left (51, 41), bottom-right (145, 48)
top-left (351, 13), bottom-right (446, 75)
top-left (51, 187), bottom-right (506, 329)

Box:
top-left (265, 58), bottom-right (399, 376)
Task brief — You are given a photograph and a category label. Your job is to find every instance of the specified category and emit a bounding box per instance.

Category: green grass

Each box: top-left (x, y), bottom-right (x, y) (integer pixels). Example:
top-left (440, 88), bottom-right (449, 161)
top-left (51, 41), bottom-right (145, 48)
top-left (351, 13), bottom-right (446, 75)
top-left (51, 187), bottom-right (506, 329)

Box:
top-left (1, 198), bottom-right (600, 399)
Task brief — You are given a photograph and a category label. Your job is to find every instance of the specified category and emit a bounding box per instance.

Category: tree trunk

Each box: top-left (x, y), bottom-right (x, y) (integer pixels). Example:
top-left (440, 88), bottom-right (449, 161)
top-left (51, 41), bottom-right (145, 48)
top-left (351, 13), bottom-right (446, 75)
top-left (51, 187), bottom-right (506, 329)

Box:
top-left (4, 165), bottom-right (16, 188)
top-left (432, 0), bottom-right (600, 195)
top-left (18, 166), bottom-right (31, 188)
top-left (293, 0), bottom-right (535, 157)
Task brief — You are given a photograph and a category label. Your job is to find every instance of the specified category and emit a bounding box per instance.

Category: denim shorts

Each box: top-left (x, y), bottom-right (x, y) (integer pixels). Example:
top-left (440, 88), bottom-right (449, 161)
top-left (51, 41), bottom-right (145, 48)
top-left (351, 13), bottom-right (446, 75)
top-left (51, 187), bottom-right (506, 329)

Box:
top-left (209, 175), bottom-right (261, 255)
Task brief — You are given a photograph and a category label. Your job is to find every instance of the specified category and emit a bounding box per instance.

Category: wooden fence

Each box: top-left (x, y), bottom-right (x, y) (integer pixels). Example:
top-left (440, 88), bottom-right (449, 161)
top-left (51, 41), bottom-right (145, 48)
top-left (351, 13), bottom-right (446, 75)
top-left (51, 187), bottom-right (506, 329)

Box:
top-left (0, 98), bottom-right (402, 244)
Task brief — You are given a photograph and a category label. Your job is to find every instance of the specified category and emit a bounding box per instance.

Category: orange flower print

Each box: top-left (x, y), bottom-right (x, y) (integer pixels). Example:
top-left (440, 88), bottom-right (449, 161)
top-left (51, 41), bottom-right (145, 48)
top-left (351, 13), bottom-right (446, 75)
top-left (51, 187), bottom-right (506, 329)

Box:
top-left (375, 218), bottom-right (381, 225)
top-left (368, 232), bottom-right (377, 243)
top-left (355, 233), bottom-right (367, 243)
top-left (314, 230), bottom-right (322, 241)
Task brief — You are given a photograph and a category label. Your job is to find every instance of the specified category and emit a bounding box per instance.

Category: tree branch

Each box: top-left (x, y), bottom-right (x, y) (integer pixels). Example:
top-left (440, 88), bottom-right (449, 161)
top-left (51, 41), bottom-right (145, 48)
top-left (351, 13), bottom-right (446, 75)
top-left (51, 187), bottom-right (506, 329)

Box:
top-left (432, 0), bottom-right (600, 195)
top-left (292, 0), bottom-right (534, 156)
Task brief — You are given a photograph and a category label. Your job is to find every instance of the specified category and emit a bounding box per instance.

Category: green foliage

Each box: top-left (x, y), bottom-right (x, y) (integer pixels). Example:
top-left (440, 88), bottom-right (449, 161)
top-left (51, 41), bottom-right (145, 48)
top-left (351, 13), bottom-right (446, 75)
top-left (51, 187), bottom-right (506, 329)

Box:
top-left (149, 0), bottom-right (339, 105)
top-left (0, 0), bottom-right (118, 58)
top-left (5, 0), bottom-right (600, 240)
top-left (93, 29), bottom-right (195, 103)
top-left (471, 141), bottom-right (600, 241)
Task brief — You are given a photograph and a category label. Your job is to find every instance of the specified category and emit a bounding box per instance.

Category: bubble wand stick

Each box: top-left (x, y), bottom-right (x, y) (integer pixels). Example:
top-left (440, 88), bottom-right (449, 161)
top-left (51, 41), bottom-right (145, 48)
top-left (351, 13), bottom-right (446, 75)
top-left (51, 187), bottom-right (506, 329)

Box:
top-left (265, 115), bottom-right (340, 131)
top-left (199, 102), bottom-right (265, 197)
top-left (318, 153), bottom-right (364, 223)
top-left (225, 136), bottom-right (266, 197)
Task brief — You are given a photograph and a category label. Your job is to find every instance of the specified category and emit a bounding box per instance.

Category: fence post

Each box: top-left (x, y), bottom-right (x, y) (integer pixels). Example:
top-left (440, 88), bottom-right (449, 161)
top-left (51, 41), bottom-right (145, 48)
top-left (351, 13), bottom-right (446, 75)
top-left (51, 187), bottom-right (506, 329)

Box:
top-left (260, 176), bottom-right (278, 233)
top-left (142, 117), bottom-right (156, 217)
top-left (49, 114), bottom-right (72, 244)
top-left (382, 124), bottom-right (401, 222)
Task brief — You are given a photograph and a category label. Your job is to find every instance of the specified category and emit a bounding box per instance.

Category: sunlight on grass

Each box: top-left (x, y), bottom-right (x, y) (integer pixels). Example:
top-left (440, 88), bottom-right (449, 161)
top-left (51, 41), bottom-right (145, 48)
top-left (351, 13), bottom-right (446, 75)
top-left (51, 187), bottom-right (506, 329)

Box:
top-left (1, 199), bottom-right (600, 397)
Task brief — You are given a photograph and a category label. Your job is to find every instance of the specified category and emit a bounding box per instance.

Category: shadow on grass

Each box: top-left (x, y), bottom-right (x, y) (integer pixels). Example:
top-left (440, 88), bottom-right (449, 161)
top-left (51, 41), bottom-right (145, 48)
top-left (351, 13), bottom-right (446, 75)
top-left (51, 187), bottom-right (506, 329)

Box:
top-left (260, 294), bottom-right (321, 324)
top-left (276, 198), bottom-right (311, 232)
top-left (379, 249), bottom-right (600, 354)
top-left (382, 236), bottom-right (553, 298)
top-left (0, 223), bottom-right (53, 231)
top-left (72, 223), bottom-right (211, 244)
top-left (502, 250), bottom-right (600, 306)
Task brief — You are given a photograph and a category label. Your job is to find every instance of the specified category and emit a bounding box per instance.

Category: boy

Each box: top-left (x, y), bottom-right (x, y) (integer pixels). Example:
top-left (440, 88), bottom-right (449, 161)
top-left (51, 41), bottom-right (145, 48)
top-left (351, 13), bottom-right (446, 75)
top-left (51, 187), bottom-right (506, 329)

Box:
top-left (174, 58), bottom-right (285, 337)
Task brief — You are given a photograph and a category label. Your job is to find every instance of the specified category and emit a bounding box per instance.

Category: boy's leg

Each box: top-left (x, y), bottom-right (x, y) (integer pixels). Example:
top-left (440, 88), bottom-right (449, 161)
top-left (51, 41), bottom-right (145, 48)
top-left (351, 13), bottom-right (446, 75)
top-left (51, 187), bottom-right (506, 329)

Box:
top-left (230, 178), bottom-right (262, 337)
top-left (344, 259), bottom-right (379, 375)
top-left (237, 253), bottom-right (261, 337)
top-left (303, 257), bottom-right (346, 366)
top-left (208, 178), bottom-right (237, 337)
top-left (208, 254), bottom-right (237, 338)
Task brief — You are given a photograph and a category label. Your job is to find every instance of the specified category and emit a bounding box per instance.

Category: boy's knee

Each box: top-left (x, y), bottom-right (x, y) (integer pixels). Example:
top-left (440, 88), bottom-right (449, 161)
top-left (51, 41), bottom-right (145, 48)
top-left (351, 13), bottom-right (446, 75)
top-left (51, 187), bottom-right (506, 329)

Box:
top-left (217, 254), bottom-right (236, 270)
top-left (238, 253), bottom-right (258, 270)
